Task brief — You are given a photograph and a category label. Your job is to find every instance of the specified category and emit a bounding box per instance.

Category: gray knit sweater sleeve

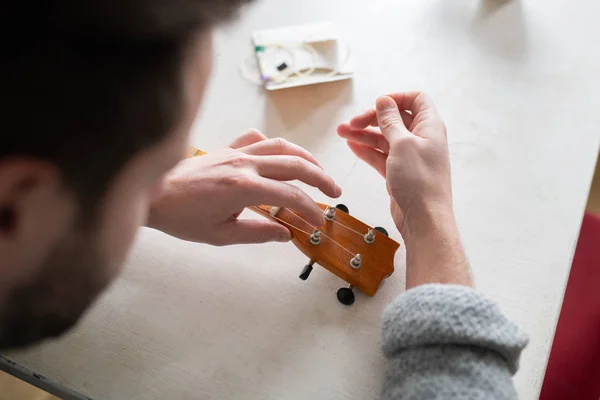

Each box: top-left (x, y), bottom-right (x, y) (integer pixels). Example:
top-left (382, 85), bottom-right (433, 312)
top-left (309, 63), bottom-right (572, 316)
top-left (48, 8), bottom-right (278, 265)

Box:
top-left (381, 284), bottom-right (529, 399)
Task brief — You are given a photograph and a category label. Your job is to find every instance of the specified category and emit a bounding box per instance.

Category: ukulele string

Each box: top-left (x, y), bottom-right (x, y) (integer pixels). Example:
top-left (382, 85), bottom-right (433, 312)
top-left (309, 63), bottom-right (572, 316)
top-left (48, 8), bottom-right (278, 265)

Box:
top-left (251, 206), bottom-right (356, 257)
top-left (283, 209), bottom-right (318, 234)
top-left (250, 206), bottom-right (313, 236)
top-left (287, 207), bottom-right (363, 237)
top-left (326, 212), bottom-right (366, 237)
top-left (295, 204), bottom-right (369, 238)
top-left (282, 209), bottom-right (356, 257)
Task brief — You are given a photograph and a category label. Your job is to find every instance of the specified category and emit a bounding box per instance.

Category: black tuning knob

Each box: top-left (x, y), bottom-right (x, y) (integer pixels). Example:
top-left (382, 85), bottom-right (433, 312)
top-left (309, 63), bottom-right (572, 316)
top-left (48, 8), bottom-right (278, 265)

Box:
top-left (374, 226), bottom-right (389, 236)
top-left (299, 261), bottom-right (315, 280)
top-left (335, 204), bottom-right (349, 214)
top-left (336, 286), bottom-right (355, 306)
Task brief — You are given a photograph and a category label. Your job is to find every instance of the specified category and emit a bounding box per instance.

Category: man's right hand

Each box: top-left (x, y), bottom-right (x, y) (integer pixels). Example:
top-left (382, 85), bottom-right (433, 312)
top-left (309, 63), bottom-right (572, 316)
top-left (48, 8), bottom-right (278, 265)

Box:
top-left (338, 92), bottom-right (472, 288)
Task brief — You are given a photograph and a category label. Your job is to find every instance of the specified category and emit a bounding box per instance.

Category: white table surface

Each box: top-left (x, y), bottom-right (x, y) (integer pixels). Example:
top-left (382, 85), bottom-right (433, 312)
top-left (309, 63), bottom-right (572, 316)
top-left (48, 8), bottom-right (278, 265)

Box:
top-left (6, 0), bottom-right (600, 399)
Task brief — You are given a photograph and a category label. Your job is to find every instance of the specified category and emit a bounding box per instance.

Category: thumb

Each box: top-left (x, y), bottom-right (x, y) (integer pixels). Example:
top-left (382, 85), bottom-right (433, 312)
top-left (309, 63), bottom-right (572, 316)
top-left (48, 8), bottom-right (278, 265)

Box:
top-left (376, 96), bottom-right (410, 142)
top-left (220, 219), bottom-right (292, 245)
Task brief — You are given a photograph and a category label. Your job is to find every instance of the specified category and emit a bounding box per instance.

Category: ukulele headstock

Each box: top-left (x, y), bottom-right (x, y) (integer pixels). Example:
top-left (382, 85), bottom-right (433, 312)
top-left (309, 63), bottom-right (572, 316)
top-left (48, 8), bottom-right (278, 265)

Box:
top-left (254, 203), bottom-right (400, 302)
top-left (185, 146), bottom-right (401, 305)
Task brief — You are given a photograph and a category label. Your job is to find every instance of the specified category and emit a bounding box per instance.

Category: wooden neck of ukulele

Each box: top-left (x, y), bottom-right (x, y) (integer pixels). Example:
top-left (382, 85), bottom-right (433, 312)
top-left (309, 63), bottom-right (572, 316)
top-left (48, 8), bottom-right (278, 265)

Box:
top-left (186, 147), bottom-right (206, 158)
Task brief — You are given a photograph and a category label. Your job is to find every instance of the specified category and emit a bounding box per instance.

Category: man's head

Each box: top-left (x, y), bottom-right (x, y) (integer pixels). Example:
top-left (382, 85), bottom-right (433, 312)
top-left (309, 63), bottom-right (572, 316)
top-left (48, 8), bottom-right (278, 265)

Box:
top-left (0, 0), bottom-right (250, 348)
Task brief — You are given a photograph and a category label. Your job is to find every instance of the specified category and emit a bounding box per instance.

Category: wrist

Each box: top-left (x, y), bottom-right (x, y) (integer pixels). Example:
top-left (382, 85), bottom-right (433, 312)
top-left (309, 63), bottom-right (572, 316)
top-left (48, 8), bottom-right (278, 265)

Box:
top-left (400, 200), bottom-right (456, 244)
top-left (399, 200), bottom-right (473, 289)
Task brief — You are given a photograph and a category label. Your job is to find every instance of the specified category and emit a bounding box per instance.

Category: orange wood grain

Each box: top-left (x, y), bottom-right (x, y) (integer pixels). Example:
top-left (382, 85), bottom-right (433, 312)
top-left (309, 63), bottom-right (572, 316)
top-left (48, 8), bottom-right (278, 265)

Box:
top-left (186, 146), bottom-right (400, 296)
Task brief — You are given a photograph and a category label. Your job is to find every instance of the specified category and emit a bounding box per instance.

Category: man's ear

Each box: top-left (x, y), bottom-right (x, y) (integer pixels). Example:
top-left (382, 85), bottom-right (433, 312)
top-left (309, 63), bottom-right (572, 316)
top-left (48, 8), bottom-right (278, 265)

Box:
top-left (0, 158), bottom-right (76, 284)
top-left (0, 160), bottom-right (46, 235)
top-left (0, 159), bottom-right (57, 234)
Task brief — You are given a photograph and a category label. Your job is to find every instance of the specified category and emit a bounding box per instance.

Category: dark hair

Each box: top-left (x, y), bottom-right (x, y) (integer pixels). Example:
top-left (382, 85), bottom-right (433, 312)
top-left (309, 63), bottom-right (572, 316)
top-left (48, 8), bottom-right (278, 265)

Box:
top-left (1, 0), bottom-right (251, 208)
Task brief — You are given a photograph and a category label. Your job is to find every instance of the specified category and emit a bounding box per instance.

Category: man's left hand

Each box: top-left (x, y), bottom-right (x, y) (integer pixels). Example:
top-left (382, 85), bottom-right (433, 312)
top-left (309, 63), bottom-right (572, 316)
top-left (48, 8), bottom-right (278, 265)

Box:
top-left (147, 130), bottom-right (341, 246)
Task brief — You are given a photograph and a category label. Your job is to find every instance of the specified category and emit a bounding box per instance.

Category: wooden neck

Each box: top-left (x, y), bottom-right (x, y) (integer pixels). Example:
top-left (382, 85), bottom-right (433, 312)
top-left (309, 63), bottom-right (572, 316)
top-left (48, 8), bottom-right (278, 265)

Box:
top-left (186, 147), bottom-right (207, 158)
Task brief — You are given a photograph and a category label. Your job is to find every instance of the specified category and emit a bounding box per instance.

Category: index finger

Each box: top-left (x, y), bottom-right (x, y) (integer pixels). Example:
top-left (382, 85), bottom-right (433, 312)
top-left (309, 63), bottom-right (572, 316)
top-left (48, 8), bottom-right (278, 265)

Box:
top-left (350, 108), bottom-right (415, 131)
top-left (349, 109), bottom-right (377, 130)
top-left (246, 177), bottom-right (325, 226)
top-left (251, 155), bottom-right (341, 198)
top-left (240, 137), bottom-right (323, 169)
top-left (386, 91), bottom-right (441, 119)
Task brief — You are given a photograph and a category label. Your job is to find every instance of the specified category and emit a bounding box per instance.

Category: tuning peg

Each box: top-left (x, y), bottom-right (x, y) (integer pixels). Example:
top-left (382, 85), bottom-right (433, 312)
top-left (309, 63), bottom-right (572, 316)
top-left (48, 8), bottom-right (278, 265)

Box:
top-left (350, 254), bottom-right (362, 269)
top-left (324, 206), bottom-right (336, 221)
top-left (336, 284), bottom-right (355, 306)
top-left (335, 204), bottom-right (349, 214)
top-left (299, 261), bottom-right (315, 280)
top-left (364, 229), bottom-right (375, 244)
top-left (309, 230), bottom-right (321, 245)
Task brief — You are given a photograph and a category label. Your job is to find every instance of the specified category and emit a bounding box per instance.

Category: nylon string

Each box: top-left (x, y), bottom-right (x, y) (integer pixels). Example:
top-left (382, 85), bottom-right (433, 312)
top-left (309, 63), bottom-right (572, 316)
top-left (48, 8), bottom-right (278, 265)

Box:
top-left (284, 205), bottom-right (367, 239)
top-left (251, 206), bottom-right (356, 257)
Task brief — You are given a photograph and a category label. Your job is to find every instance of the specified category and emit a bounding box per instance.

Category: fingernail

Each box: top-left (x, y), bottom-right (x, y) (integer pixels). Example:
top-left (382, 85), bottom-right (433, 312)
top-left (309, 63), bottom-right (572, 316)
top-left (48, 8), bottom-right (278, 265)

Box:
top-left (335, 185), bottom-right (343, 197)
top-left (376, 96), bottom-right (396, 111)
top-left (277, 232), bottom-right (292, 242)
